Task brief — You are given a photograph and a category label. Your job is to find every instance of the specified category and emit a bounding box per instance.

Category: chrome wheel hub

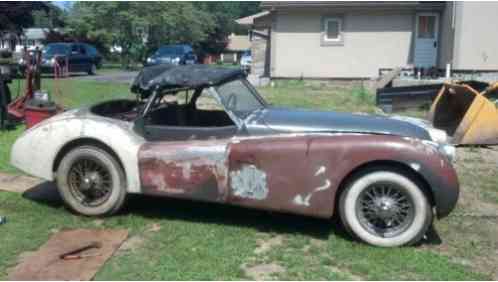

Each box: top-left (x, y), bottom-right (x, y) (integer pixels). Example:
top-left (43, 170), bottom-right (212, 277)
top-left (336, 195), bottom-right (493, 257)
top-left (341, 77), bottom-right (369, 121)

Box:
top-left (80, 172), bottom-right (102, 191)
top-left (356, 183), bottom-right (415, 237)
top-left (68, 158), bottom-right (112, 207)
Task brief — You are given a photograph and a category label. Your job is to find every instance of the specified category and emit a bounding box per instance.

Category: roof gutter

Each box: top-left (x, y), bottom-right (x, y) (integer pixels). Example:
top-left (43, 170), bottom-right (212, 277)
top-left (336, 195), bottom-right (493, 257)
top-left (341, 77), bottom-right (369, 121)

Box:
top-left (261, 1), bottom-right (445, 11)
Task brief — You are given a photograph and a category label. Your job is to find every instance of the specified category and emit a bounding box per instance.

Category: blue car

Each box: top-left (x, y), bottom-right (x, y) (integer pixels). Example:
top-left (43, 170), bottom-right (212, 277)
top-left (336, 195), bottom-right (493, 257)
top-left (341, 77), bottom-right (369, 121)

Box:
top-left (145, 44), bottom-right (197, 66)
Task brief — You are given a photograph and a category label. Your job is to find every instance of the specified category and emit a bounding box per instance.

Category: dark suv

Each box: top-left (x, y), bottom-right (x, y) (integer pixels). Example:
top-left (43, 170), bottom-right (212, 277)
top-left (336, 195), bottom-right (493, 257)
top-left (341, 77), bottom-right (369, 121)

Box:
top-left (145, 44), bottom-right (197, 66)
top-left (19, 43), bottom-right (102, 75)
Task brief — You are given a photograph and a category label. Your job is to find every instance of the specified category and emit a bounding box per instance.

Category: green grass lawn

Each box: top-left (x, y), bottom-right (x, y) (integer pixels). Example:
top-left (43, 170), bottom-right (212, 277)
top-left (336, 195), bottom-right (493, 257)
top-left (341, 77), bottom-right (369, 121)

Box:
top-left (0, 77), bottom-right (496, 280)
top-left (259, 80), bottom-right (378, 114)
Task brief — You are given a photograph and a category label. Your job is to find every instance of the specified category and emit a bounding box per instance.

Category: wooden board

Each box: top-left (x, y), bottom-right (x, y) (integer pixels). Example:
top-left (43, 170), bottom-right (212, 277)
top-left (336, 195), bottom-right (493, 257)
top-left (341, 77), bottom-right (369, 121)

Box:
top-left (8, 229), bottom-right (128, 281)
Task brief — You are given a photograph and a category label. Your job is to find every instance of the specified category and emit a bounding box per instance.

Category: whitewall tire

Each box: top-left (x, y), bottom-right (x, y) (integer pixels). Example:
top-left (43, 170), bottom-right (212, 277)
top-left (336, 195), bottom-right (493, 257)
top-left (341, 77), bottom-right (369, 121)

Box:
top-left (339, 170), bottom-right (432, 247)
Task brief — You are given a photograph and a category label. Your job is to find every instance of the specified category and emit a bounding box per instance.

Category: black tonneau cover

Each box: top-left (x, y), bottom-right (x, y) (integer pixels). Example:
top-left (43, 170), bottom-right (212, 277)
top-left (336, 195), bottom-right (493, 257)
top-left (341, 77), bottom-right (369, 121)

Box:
top-left (131, 64), bottom-right (245, 97)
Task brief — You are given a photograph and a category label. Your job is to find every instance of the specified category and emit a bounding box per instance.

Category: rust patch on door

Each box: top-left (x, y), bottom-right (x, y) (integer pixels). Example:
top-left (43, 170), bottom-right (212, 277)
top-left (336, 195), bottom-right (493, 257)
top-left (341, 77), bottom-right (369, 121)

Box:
top-left (139, 140), bottom-right (230, 202)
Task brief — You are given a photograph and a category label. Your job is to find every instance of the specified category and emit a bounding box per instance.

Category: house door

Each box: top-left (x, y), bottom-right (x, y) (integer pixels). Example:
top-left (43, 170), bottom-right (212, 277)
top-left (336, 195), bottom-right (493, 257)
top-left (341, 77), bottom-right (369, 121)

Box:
top-left (414, 13), bottom-right (439, 68)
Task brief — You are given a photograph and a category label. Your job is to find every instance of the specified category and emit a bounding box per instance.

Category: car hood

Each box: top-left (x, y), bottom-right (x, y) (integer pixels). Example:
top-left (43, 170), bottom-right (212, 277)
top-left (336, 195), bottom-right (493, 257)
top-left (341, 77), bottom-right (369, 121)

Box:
top-left (253, 107), bottom-right (432, 140)
top-left (150, 55), bottom-right (179, 61)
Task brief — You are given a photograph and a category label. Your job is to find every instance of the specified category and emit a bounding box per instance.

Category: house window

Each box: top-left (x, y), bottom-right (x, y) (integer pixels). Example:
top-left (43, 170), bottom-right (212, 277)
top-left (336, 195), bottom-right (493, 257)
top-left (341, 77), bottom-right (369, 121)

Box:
top-left (417, 15), bottom-right (436, 39)
top-left (321, 16), bottom-right (344, 46)
top-left (325, 18), bottom-right (341, 41)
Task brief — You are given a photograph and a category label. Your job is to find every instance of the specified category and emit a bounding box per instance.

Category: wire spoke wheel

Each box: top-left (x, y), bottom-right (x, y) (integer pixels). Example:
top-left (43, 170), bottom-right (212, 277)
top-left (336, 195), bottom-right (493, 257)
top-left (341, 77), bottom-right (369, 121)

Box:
top-left (355, 181), bottom-right (415, 238)
top-left (67, 157), bottom-right (113, 207)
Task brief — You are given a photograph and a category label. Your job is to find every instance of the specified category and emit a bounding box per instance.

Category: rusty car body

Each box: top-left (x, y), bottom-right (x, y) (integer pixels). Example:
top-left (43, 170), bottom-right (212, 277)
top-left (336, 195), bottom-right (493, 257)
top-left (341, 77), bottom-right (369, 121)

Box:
top-left (11, 64), bottom-right (459, 247)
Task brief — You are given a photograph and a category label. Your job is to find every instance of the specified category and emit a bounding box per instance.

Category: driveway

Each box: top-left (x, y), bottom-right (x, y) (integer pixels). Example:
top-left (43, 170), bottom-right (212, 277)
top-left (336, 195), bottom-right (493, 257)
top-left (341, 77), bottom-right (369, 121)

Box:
top-left (74, 70), bottom-right (138, 84)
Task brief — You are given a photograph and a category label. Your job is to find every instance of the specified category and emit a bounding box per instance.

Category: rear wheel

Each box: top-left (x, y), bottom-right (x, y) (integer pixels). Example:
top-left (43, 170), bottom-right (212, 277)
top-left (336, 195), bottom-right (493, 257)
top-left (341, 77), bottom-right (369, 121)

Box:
top-left (56, 146), bottom-right (126, 216)
top-left (339, 169), bottom-right (432, 247)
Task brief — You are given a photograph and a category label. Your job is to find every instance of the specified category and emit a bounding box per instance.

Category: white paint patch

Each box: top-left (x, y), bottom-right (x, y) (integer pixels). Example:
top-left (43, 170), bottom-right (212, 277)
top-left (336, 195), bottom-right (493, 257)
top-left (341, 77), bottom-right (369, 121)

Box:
top-left (293, 194), bottom-right (312, 207)
top-left (315, 179), bottom-right (331, 191)
top-left (293, 179), bottom-right (331, 207)
top-left (314, 166), bottom-right (326, 176)
top-left (181, 162), bottom-right (192, 179)
top-left (230, 165), bottom-right (268, 200)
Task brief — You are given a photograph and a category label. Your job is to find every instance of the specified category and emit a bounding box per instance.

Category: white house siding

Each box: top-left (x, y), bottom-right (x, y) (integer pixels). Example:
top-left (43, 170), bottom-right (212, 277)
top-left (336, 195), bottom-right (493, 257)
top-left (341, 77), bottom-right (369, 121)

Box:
top-left (437, 1), bottom-right (455, 69)
top-left (453, 2), bottom-right (498, 70)
top-left (272, 10), bottom-right (415, 78)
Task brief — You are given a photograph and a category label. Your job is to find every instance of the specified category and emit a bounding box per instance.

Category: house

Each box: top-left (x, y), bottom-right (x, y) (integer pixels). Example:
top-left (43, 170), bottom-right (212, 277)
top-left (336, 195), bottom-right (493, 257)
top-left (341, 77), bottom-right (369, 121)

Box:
top-left (238, 1), bottom-right (498, 80)
top-left (220, 33), bottom-right (251, 64)
top-left (0, 28), bottom-right (51, 53)
top-left (236, 11), bottom-right (272, 78)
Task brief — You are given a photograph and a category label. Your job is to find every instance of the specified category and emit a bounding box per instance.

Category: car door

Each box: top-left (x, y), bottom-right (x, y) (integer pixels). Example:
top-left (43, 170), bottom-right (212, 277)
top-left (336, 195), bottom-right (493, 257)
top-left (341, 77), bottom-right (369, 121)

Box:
top-left (226, 135), bottom-right (334, 218)
top-left (78, 44), bottom-right (91, 72)
top-left (137, 89), bottom-right (240, 203)
top-left (85, 44), bottom-right (101, 67)
top-left (68, 44), bottom-right (83, 72)
top-left (210, 79), bottom-right (334, 217)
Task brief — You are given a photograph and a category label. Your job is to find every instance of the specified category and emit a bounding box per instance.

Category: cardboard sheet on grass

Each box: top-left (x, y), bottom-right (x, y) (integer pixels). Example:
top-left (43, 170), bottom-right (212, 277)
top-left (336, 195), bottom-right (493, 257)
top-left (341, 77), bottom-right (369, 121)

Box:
top-left (8, 229), bottom-right (128, 281)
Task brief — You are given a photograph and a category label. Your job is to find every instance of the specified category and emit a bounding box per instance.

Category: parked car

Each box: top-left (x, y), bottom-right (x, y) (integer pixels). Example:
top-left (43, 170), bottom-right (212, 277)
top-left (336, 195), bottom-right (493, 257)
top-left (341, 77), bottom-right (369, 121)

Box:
top-left (11, 64), bottom-right (459, 247)
top-left (240, 50), bottom-right (252, 72)
top-left (145, 44), bottom-right (197, 66)
top-left (18, 43), bottom-right (102, 75)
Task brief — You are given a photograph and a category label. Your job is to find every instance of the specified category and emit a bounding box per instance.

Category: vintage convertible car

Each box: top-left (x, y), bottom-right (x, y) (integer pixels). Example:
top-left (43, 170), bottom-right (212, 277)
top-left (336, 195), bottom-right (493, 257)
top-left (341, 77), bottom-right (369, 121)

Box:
top-left (11, 64), bottom-right (459, 247)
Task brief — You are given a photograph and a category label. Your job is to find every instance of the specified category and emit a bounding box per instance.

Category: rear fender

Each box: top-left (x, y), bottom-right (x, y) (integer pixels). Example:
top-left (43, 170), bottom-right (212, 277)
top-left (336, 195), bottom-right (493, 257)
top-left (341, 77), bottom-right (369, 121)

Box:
top-left (10, 111), bottom-right (145, 193)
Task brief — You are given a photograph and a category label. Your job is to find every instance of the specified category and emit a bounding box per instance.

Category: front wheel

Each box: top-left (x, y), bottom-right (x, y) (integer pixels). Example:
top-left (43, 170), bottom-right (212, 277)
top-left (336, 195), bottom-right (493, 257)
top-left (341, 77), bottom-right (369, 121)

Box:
top-left (56, 146), bottom-right (127, 216)
top-left (339, 169), bottom-right (432, 247)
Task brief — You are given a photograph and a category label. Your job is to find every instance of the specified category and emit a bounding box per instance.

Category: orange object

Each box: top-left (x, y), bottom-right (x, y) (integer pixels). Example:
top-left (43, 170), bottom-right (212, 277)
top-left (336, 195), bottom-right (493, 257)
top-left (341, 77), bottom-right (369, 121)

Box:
top-left (428, 82), bottom-right (498, 145)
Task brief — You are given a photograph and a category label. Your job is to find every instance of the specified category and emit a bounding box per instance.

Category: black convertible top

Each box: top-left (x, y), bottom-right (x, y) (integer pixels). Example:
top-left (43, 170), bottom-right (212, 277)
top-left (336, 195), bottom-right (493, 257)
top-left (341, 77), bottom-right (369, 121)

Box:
top-left (131, 64), bottom-right (245, 97)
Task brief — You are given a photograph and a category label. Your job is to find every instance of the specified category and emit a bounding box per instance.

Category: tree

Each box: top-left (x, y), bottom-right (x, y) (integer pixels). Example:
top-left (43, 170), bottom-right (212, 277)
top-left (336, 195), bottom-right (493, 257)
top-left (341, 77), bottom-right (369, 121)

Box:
top-left (0, 2), bottom-right (49, 51)
top-left (63, 1), bottom-right (261, 66)
top-left (0, 2), bottom-right (49, 32)
top-left (194, 2), bottom-right (261, 59)
top-left (32, 3), bottom-right (66, 29)
top-left (66, 2), bottom-right (215, 68)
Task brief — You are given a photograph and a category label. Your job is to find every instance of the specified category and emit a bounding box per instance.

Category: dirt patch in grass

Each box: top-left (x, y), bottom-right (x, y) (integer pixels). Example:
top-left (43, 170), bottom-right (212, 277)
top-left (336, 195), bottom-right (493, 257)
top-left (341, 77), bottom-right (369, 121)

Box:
top-left (117, 235), bottom-right (145, 253)
top-left (147, 223), bottom-right (161, 233)
top-left (116, 223), bottom-right (162, 255)
top-left (242, 262), bottom-right (286, 280)
top-left (324, 263), bottom-right (364, 281)
top-left (254, 235), bottom-right (283, 255)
